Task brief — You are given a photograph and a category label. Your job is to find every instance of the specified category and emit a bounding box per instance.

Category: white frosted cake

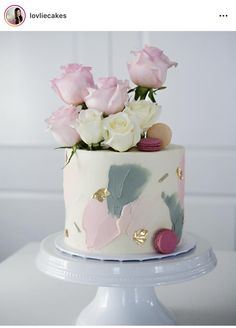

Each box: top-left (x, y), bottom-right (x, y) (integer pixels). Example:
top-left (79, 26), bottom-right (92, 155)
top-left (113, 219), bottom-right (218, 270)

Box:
top-left (46, 44), bottom-right (182, 257)
top-left (63, 145), bottom-right (184, 255)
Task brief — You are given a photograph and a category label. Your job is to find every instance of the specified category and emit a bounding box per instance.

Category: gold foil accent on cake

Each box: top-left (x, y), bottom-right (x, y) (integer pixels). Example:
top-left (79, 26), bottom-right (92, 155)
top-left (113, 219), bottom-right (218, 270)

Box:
top-left (158, 173), bottom-right (169, 183)
top-left (65, 229), bottom-right (69, 238)
top-left (74, 222), bottom-right (81, 233)
top-left (176, 167), bottom-right (184, 180)
top-left (133, 229), bottom-right (148, 245)
top-left (92, 188), bottom-right (110, 202)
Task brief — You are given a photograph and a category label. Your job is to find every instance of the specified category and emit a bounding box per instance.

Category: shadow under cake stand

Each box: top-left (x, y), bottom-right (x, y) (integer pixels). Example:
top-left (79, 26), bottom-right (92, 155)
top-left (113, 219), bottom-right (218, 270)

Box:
top-left (36, 232), bottom-right (217, 325)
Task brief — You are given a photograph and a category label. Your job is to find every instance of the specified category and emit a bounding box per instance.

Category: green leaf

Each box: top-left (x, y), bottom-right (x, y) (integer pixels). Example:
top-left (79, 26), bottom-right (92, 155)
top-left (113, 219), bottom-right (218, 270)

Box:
top-left (139, 94), bottom-right (146, 100)
top-left (148, 90), bottom-right (156, 103)
top-left (63, 145), bottom-right (77, 168)
top-left (55, 146), bottom-right (72, 150)
top-left (91, 142), bottom-right (102, 150)
top-left (77, 140), bottom-right (89, 150)
top-left (134, 88), bottom-right (139, 100)
top-left (81, 102), bottom-right (88, 110)
top-left (138, 86), bottom-right (150, 100)
top-left (128, 87), bottom-right (137, 94)
top-left (157, 86), bottom-right (167, 91)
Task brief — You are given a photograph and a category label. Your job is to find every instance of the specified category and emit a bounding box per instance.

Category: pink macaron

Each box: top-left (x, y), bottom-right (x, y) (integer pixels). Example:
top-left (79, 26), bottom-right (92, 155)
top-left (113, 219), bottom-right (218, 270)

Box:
top-left (137, 137), bottom-right (162, 152)
top-left (153, 229), bottom-right (178, 254)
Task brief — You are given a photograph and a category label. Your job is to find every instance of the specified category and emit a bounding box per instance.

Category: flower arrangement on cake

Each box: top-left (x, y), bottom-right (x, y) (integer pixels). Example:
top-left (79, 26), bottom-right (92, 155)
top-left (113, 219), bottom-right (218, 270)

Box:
top-left (46, 45), bottom-right (177, 163)
top-left (46, 45), bottom-right (185, 257)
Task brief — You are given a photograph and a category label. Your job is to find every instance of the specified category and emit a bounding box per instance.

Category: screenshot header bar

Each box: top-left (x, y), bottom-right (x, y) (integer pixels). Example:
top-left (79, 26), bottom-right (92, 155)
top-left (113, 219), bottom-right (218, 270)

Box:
top-left (0, 0), bottom-right (235, 31)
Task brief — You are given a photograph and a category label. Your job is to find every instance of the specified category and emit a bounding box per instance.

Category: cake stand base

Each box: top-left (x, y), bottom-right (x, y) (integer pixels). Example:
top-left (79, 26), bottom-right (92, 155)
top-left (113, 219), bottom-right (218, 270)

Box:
top-left (36, 232), bottom-right (217, 326)
top-left (76, 286), bottom-right (175, 325)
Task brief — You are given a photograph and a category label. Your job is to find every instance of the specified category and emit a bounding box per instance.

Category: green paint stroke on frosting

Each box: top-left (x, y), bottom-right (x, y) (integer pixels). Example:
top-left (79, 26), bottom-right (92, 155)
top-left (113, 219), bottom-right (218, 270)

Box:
top-left (161, 192), bottom-right (184, 241)
top-left (107, 164), bottom-right (151, 218)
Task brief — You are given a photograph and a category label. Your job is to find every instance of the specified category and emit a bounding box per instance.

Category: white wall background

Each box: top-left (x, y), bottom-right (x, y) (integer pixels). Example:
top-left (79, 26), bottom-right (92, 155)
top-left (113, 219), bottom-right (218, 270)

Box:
top-left (0, 32), bottom-right (236, 261)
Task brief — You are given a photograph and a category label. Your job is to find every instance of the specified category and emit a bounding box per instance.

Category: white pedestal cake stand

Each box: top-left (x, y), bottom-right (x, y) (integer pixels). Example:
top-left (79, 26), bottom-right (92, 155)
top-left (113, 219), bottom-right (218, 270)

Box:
top-left (36, 232), bottom-right (217, 325)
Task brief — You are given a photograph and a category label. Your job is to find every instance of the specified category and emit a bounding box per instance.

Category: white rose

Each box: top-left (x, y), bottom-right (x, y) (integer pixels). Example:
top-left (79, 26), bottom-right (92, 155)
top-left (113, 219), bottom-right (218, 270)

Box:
top-left (102, 112), bottom-right (141, 152)
top-left (75, 109), bottom-right (103, 145)
top-left (124, 100), bottom-right (161, 133)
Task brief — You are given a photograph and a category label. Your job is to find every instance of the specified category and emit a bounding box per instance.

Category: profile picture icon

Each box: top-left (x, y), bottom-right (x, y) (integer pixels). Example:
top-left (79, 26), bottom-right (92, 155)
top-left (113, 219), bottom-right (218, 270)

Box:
top-left (4, 5), bottom-right (26, 26)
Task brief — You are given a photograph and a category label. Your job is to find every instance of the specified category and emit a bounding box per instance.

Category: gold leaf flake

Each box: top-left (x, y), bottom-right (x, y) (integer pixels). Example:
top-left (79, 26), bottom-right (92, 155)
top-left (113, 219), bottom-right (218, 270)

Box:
top-left (133, 229), bottom-right (148, 245)
top-left (176, 167), bottom-right (184, 180)
top-left (158, 173), bottom-right (169, 183)
top-left (92, 188), bottom-right (110, 202)
top-left (74, 222), bottom-right (81, 233)
top-left (65, 229), bottom-right (69, 238)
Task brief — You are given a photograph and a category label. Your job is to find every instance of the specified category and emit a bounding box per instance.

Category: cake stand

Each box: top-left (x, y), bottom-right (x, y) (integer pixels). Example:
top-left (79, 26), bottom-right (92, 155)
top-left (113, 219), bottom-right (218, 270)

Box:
top-left (36, 232), bottom-right (217, 325)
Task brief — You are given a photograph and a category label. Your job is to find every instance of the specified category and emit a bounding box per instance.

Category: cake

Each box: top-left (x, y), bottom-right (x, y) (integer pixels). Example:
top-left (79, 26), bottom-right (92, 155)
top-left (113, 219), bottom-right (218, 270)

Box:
top-left (63, 145), bottom-right (184, 255)
top-left (46, 45), bottom-right (183, 258)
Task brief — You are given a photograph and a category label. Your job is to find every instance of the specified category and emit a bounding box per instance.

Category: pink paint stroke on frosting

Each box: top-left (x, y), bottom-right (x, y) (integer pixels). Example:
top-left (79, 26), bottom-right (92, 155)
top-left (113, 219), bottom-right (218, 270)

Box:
top-left (116, 200), bottom-right (138, 234)
top-left (178, 154), bottom-right (185, 208)
top-left (117, 195), bottom-right (162, 240)
top-left (82, 199), bottom-right (120, 250)
top-left (82, 193), bottom-right (168, 251)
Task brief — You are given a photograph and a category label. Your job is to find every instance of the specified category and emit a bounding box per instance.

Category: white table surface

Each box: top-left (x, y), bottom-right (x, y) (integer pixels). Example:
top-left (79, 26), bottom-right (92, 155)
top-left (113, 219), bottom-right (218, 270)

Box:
top-left (0, 243), bottom-right (235, 325)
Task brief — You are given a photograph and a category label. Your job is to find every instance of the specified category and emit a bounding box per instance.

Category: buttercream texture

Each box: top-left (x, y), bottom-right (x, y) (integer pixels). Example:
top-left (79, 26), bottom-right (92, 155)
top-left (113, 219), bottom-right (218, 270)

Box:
top-left (63, 145), bottom-right (184, 255)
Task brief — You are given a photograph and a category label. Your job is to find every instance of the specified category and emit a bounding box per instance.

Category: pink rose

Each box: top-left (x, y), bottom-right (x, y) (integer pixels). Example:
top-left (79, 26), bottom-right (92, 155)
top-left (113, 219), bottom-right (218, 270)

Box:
top-left (85, 77), bottom-right (129, 114)
top-left (46, 107), bottom-right (80, 146)
top-left (51, 64), bottom-right (95, 105)
top-left (128, 45), bottom-right (177, 88)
